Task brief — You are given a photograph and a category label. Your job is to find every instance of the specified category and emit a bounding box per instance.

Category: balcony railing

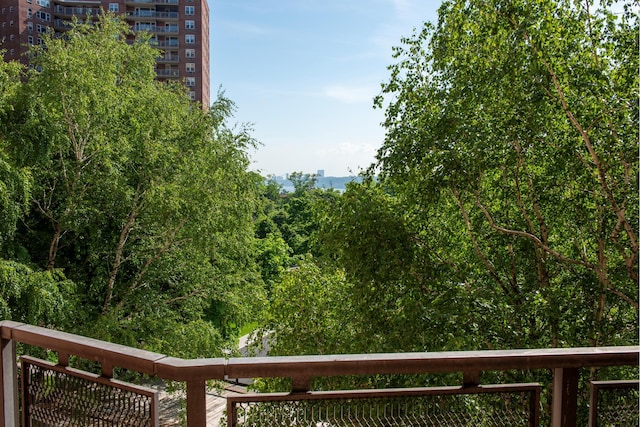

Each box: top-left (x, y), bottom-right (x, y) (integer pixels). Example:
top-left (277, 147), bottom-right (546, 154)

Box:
top-left (126, 0), bottom-right (179, 5)
top-left (54, 0), bottom-right (104, 4)
top-left (133, 25), bottom-right (179, 34)
top-left (150, 39), bottom-right (179, 48)
top-left (53, 19), bottom-right (73, 30)
top-left (155, 69), bottom-right (179, 77)
top-left (157, 54), bottom-right (179, 63)
top-left (128, 10), bottom-right (179, 20)
top-left (1, 320), bottom-right (638, 427)
top-left (53, 5), bottom-right (101, 17)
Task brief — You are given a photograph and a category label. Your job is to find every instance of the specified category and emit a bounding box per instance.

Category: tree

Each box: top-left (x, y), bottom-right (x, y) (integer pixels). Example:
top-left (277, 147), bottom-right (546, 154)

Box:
top-left (0, 54), bottom-right (30, 254)
top-left (262, 258), bottom-right (359, 356)
top-left (2, 16), bottom-right (266, 355)
top-left (319, 180), bottom-right (476, 352)
top-left (368, 0), bottom-right (638, 348)
top-left (0, 260), bottom-right (75, 327)
top-left (0, 53), bottom-right (78, 330)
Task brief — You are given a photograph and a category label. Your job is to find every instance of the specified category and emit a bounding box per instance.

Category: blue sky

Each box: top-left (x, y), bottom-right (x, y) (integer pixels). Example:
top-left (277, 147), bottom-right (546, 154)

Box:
top-left (209, 1), bottom-right (441, 177)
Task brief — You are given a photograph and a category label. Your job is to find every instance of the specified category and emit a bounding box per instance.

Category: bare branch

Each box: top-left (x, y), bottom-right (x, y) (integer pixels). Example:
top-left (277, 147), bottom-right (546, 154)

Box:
top-left (473, 194), bottom-right (595, 270)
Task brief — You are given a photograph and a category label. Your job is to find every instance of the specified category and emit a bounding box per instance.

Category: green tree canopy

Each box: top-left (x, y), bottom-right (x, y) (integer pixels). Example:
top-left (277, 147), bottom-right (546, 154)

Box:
top-left (368, 0), bottom-right (638, 348)
top-left (296, 0), bottom-right (638, 356)
top-left (0, 16), bottom-right (266, 355)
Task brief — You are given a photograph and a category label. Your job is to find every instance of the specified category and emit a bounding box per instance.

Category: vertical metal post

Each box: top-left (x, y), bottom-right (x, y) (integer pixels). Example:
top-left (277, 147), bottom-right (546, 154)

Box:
top-left (186, 379), bottom-right (207, 427)
top-left (0, 336), bottom-right (18, 427)
top-left (552, 367), bottom-right (579, 427)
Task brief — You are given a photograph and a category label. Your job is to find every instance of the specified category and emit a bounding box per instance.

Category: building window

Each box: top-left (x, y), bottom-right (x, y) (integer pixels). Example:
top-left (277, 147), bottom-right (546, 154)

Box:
top-left (27, 0), bottom-right (32, 3)
top-left (27, 22), bottom-right (33, 32)
top-left (185, 20), bottom-right (195, 30)
top-left (9, 20), bottom-right (14, 27)
top-left (9, 6), bottom-right (14, 12)
top-left (189, 91), bottom-right (196, 101)
top-left (9, 49), bottom-right (14, 56)
top-left (28, 8), bottom-right (33, 18)
top-left (28, 36), bottom-right (34, 44)
top-left (9, 34), bottom-right (14, 40)
top-left (185, 49), bottom-right (195, 58)
top-left (185, 77), bottom-right (195, 87)
top-left (109, 3), bottom-right (119, 12)
top-left (37, 37), bottom-right (43, 45)
top-left (1, 23), bottom-right (5, 28)
top-left (36, 11), bottom-right (51, 22)
top-left (185, 34), bottom-right (195, 44)
top-left (186, 62), bottom-right (195, 73)
top-left (185, 6), bottom-right (195, 15)
top-left (36, 0), bottom-right (50, 7)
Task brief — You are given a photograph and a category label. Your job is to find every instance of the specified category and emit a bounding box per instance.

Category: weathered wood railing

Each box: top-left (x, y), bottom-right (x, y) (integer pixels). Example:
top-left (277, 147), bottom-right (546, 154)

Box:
top-left (1, 320), bottom-right (638, 426)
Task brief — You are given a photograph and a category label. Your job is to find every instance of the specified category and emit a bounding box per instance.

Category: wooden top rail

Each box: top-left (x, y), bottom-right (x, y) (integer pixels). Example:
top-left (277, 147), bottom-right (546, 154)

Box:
top-left (224, 347), bottom-right (640, 379)
top-left (1, 321), bottom-right (166, 375)
top-left (2, 320), bottom-right (638, 382)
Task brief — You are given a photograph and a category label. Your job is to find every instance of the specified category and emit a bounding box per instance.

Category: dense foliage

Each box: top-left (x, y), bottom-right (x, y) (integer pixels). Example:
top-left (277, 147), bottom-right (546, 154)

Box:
top-left (0, 16), bottom-right (265, 357)
top-left (259, 0), bottom-right (638, 363)
top-left (0, 2), bottom-right (637, 375)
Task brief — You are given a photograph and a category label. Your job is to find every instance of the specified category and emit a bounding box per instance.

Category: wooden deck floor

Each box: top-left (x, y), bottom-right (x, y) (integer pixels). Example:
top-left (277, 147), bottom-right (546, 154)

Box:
top-left (154, 381), bottom-right (248, 426)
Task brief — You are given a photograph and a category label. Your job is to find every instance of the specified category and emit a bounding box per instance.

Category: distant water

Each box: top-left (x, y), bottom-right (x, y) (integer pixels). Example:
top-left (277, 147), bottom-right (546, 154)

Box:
top-left (272, 176), bottom-right (363, 193)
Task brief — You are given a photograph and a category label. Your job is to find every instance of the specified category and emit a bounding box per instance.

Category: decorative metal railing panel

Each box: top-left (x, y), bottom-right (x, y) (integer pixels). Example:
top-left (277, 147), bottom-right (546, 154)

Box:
top-left (589, 380), bottom-right (639, 427)
top-left (228, 383), bottom-right (540, 427)
top-left (21, 356), bottom-right (159, 427)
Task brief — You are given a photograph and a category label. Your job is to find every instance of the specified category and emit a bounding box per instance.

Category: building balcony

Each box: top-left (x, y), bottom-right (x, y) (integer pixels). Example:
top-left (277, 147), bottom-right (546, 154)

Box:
top-left (132, 25), bottom-right (179, 34)
top-left (53, 0), bottom-right (102, 5)
top-left (1, 320), bottom-right (638, 427)
top-left (53, 5), bottom-right (101, 17)
top-left (125, 0), bottom-right (178, 5)
top-left (150, 39), bottom-right (179, 48)
top-left (157, 54), bottom-right (179, 63)
top-left (53, 18), bottom-right (73, 30)
top-left (155, 68), bottom-right (179, 77)
top-left (128, 10), bottom-right (178, 20)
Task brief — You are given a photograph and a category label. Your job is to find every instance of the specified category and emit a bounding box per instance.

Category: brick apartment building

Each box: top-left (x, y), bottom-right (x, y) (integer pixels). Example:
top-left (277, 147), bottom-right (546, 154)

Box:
top-left (0, 0), bottom-right (210, 107)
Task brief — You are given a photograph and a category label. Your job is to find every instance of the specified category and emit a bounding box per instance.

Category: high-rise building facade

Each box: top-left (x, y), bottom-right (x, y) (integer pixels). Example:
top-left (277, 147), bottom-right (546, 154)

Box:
top-left (0, 0), bottom-right (210, 107)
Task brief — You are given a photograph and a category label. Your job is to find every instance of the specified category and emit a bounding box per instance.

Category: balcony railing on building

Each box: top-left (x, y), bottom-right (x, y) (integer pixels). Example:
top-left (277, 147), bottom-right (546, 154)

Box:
top-left (128, 10), bottom-right (179, 20)
top-left (125, 0), bottom-right (179, 6)
top-left (1, 320), bottom-right (638, 427)
top-left (133, 24), bottom-right (179, 34)
top-left (53, 19), bottom-right (73, 31)
top-left (157, 54), bottom-right (179, 63)
top-left (52, 0), bottom-right (105, 4)
top-left (150, 39), bottom-right (179, 48)
top-left (155, 68), bottom-right (179, 77)
top-left (53, 5), bottom-right (101, 18)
